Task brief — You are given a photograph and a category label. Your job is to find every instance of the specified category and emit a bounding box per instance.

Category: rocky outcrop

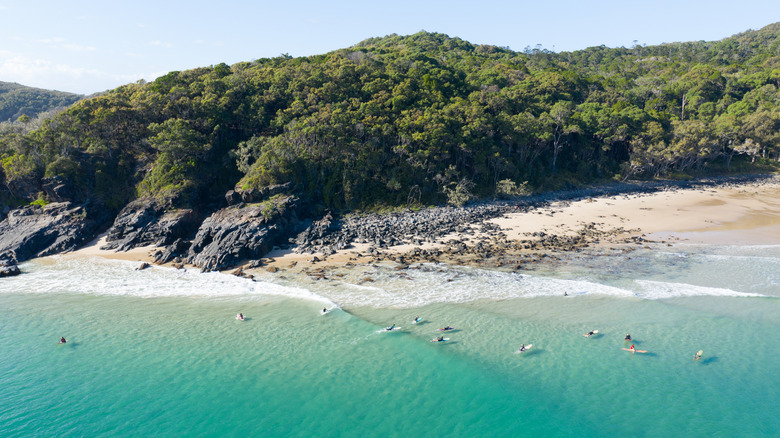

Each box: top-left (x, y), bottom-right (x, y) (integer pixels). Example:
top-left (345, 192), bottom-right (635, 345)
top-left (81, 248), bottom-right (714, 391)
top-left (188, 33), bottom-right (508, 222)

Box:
top-left (187, 195), bottom-right (301, 271)
top-left (0, 201), bottom-right (110, 263)
top-left (102, 198), bottom-right (198, 251)
top-left (41, 176), bottom-right (74, 202)
top-left (226, 182), bottom-right (294, 205)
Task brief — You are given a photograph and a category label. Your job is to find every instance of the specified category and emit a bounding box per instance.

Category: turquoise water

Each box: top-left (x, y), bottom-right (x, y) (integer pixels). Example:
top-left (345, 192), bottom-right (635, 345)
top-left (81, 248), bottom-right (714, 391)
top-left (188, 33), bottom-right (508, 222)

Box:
top-left (1, 244), bottom-right (779, 437)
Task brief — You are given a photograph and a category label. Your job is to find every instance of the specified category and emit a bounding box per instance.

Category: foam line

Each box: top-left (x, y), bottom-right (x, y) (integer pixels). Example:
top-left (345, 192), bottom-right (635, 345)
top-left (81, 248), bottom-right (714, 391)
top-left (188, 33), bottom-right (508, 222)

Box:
top-left (635, 280), bottom-right (766, 299)
top-left (1, 257), bottom-right (334, 305)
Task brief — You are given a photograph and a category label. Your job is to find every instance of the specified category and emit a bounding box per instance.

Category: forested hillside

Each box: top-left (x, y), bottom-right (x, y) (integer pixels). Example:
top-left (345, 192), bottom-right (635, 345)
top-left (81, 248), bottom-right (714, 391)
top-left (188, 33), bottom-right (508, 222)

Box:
top-left (0, 82), bottom-right (83, 122)
top-left (2, 24), bottom-right (780, 215)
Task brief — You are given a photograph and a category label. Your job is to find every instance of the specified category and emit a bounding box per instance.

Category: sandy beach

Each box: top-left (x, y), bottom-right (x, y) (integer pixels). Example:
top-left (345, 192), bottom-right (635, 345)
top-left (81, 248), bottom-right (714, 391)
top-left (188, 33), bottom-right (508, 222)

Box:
top-left (66, 177), bottom-right (780, 270)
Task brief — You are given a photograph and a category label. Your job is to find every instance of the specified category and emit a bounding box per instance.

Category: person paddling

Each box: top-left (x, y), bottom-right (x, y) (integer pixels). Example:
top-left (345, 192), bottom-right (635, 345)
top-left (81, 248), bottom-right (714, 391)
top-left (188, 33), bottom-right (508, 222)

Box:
top-left (59, 337), bottom-right (67, 344)
top-left (625, 334), bottom-right (632, 341)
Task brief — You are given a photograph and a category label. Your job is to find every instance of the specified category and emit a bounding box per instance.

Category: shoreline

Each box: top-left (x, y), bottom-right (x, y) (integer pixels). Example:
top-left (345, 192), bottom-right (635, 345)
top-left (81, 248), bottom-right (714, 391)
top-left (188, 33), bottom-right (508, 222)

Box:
top-left (64, 175), bottom-right (780, 274)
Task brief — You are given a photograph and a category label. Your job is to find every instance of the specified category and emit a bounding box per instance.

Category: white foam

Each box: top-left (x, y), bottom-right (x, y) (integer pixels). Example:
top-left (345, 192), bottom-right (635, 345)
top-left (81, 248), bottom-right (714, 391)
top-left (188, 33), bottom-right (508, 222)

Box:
top-left (634, 280), bottom-right (766, 300)
top-left (301, 265), bottom-right (636, 308)
top-left (0, 257), bottom-right (333, 305)
top-left (2, 256), bottom-right (768, 310)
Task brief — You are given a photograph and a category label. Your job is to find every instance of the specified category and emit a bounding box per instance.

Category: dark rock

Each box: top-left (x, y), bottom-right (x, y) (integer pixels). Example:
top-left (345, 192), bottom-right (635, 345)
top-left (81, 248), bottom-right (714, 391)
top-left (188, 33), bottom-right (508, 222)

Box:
top-left (225, 190), bottom-right (242, 206)
top-left (102, 198), bottom-right (198, 251)
top-left (0, 263), bottom-right (20, 277)
top-left (135, 262), bottom-right (150, 270)
top-left (239, 188), bottom-right (259, 203)
top-left (0, 201), bottom-right (111, 264)
top-left (42, 177), bottom-right (74, 202)
top-left (187, 196), bottom-right (300, 271)
top-left (154, 238), bottom-right (190, 265)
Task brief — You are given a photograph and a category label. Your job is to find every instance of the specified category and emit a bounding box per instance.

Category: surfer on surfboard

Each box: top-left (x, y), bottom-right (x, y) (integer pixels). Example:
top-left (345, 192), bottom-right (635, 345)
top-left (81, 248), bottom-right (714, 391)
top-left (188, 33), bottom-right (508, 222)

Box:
top-left (622, 344), bottom-right (648, 353)
top-left (58, 337), bottom-right (67, 344)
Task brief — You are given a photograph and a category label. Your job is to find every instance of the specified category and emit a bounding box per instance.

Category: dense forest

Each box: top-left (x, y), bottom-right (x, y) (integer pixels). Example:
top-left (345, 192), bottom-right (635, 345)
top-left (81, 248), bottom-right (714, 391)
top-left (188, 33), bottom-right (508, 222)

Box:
top-left (2, 24), bottom-right (780, 216)
top-left (0, 82), bottom-right (83, 123)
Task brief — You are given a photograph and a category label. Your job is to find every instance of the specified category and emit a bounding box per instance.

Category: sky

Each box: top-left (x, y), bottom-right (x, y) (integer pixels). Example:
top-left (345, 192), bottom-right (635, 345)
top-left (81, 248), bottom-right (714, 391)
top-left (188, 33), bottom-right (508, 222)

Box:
top-left (1, 1), bottom-right (779, 95)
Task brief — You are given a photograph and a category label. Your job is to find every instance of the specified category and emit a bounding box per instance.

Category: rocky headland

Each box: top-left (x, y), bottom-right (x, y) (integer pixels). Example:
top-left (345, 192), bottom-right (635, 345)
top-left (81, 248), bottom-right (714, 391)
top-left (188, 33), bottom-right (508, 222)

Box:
top-left (1, 174), bottom-right (778, 277)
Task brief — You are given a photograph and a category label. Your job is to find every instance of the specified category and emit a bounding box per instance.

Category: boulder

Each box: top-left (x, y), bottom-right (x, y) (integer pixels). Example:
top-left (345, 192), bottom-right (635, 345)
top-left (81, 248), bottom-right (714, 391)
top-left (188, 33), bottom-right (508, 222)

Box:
top-left (0, 263), bottom-right (20, 277)
top-left (225, 190), bottom-right (242, 206)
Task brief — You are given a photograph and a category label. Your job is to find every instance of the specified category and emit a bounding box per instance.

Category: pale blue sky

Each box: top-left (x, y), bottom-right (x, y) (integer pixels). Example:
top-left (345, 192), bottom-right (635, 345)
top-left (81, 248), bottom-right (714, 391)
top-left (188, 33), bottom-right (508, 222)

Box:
top-left (1, 1), bottom-right (778, 94)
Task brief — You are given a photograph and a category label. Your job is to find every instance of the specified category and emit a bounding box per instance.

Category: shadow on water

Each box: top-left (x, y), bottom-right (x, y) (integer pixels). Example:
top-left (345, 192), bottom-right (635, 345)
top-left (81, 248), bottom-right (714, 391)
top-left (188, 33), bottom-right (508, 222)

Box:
top-left (698, 356), bottom-right (718, 365)
top-left (432, 340), bottom-right (458, 346)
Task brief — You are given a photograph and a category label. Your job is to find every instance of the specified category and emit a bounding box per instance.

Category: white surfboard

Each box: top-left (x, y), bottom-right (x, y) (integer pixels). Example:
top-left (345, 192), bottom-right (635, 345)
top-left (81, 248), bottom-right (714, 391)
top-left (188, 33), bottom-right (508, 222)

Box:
top-left (514, 344), bottom-right (533, 354)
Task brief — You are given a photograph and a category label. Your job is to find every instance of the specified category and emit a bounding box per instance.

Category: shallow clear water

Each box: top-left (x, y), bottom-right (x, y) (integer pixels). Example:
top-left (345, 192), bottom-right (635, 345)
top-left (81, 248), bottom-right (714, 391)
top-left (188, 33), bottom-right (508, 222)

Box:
top-left (1, 244), bottom-right (778, 437)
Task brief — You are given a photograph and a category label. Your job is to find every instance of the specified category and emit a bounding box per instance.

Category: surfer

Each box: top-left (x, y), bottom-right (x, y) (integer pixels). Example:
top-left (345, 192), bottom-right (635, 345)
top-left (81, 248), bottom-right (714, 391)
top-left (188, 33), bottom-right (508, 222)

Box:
top-left (629, 344), bottom-right (635, 352)
top-left (414, 315), bottom-right (421, 323)
top-left (624, 334), bottom-right (632, 341)
top-left (322, 307), bottom-right (327, 313)
top-left (564, 291), bottom-right (568, 296)
top-left (59, 337), bottom-right (67, 344)
top-left (693, 350), bottom-right (703, 361)
top-left (386, 324), bottom-right (395, 331)
top-left (236, 313), bottom-right (244, 321)
top-left (585, 330), bottom-right (595, 337)
top-left (440, 326), bottom-right (454, 331)
top-left (519, 343), bottom-right (526, 352)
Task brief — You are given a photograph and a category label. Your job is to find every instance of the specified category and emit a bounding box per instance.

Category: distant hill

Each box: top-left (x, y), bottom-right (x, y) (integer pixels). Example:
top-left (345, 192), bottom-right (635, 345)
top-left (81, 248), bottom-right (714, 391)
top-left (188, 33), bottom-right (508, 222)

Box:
top-left (0, 82), bottom-right (83, 122)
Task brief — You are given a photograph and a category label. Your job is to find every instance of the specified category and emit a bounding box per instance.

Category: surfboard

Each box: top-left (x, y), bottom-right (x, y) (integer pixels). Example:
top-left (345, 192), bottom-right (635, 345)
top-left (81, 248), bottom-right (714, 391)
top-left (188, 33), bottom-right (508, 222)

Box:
top-left (622, 347), bottom-right (647, 353)
top-left (514, 344), bottom-right (533, 354)
top-left (583, 330), bottom-right (599, 337)
top-left (430, 337), bottom-right (449, 342)
top-left (412, 317), bottom-right (422, 324)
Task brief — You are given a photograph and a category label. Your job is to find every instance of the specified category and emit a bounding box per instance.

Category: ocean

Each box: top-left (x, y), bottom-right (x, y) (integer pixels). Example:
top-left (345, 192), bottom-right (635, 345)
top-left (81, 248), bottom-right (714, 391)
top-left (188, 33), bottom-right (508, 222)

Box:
top-left (1, 241), bottom-right (778, 437)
